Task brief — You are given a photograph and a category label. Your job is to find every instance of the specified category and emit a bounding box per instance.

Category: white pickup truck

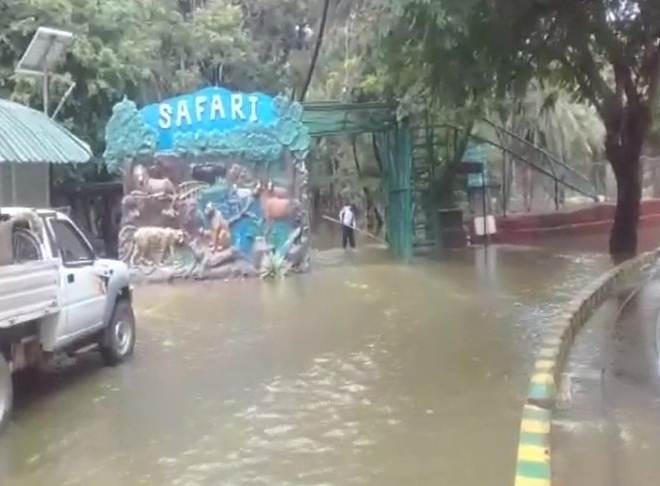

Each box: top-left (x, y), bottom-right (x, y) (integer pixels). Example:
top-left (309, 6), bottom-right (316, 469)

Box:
top-left (0, 208), bottom-right (135, 429)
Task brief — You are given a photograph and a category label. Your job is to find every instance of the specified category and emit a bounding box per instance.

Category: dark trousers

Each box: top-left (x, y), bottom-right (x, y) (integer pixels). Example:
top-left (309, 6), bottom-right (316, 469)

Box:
top-left (342, 225), bottom-right (356, 249)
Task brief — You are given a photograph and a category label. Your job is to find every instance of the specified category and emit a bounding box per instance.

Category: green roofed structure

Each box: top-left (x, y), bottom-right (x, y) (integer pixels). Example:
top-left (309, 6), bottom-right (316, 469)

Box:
top-left (0, 98), bottom-right (91, 206)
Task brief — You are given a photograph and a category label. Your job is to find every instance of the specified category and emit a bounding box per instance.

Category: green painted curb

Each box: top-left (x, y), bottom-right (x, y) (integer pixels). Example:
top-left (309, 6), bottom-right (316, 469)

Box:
top-left (517, 459), bottom-right (551, 479)
top-left (513, 248), bottom-right (660, 486)
top-left (518, 431), bottom-right (548, 447)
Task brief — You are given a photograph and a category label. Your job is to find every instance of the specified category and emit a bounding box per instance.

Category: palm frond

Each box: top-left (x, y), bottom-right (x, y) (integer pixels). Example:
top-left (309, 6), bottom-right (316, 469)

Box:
top-left (260, 251), bottom-right (291, 279)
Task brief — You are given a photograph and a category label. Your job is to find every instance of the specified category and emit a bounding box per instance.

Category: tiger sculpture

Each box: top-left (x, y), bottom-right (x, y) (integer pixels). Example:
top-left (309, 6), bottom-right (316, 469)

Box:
top-left (119, 226), bottom-right (186, 266)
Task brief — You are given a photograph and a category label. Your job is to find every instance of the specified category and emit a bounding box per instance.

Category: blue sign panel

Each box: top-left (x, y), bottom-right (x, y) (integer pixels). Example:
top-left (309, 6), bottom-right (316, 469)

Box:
top-left (140, 86), bottom-right (279, 151)
top-left (462, 144), bottom-right (488, 165)
top-left (463, 144), bottom-right (489, 188)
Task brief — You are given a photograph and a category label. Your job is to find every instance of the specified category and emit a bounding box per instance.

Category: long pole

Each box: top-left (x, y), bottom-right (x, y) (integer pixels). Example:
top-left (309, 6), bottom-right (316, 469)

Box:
top-left (51, 81), bottom-right (76, 119)
top-left (322, 215), bottom-right (387, 245)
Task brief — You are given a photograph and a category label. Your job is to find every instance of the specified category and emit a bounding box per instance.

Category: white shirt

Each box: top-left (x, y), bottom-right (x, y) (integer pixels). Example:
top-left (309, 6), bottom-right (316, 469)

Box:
top-left (339, 206), bottom-right (355, 228)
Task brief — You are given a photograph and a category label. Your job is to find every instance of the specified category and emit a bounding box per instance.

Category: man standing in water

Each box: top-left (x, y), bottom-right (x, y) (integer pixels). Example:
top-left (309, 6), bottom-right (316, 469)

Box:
top-left (339, 203), bottom-right (357, 250)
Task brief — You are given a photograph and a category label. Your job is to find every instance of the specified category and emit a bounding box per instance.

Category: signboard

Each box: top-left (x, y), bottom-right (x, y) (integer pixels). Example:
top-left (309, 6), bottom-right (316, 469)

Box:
top-left (462, 144), bottom-right (488, 189)
top-left (474, 215), bottom-right (497, 236)
top-left (140, 86), bottom-right (279, 151)
top-left (467, 173), bottom-right (485, 188)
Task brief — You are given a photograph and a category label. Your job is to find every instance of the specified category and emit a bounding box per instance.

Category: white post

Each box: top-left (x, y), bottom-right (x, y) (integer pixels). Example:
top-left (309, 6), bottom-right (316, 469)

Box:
top-left (45, 164), bottom-right (51, 208)
top-left (10, 163), bottom-right (17, 206)
top-left (42, 62), bottom-right (50, 207)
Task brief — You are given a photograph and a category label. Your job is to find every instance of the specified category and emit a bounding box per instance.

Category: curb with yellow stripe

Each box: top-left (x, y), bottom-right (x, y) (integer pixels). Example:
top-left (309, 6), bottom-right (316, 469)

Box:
top-left (513, 248), bottom-right (660, 486)
top-left (516, 404), bottom-right (551, 486)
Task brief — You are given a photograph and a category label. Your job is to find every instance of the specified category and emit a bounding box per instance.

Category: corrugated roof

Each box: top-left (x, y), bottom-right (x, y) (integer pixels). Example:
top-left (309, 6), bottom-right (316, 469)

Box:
top-left (0, 99), bottom-right (91, 164)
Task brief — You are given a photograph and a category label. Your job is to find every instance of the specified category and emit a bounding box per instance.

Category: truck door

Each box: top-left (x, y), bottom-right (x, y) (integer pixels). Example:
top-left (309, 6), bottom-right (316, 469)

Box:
top-left (47, 218), bottom-right (106, 339)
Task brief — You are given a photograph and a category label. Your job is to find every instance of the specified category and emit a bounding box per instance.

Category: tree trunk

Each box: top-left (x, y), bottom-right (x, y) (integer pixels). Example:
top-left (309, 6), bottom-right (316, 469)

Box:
top-left (609, 155), bottom-right (641, 260)
top-left (351, 136), bottom-right (362, 177)
top-left (606, 104), bottom-right (649, 260)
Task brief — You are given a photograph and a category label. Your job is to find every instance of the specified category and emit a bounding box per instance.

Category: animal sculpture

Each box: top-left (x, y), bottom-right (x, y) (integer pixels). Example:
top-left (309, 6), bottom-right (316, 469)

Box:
top-left (125, 226), bottom-right (186, 266)
top-left (132, 164), bottom-right (176, 197)
top-left (192, 164), bottom-right (227, 185)
top-left (226, 163), bottom-right (252, 186)
top-left (152, 154), bottom-right (188, 185)
top-left (265, 180), bottom-right (290, 199)
top-left (255, 180), bottom-right (299, 231)
top-left (204, 203), bottom-right (232, 252)
top-left (174, 198), bottom-right (204, 236)
top-left (9, 210), bottom-right (44, 240)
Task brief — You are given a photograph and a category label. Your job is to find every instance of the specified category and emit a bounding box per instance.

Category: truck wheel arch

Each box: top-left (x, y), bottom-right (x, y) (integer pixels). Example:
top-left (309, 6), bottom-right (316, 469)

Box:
top-left (103, 285), bottom-right (132, 328)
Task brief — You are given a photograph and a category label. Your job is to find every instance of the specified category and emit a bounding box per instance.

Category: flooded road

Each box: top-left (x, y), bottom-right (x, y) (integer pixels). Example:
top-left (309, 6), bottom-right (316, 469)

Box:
top-left (0, 244), bottom-right (609, 485)
top-left (553, 265), bottom-right (660, 486)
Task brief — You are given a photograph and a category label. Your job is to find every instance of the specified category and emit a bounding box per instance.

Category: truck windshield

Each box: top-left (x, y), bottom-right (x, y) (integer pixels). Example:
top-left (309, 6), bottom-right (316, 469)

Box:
top-left (49, 219), bottom-right (94, 265)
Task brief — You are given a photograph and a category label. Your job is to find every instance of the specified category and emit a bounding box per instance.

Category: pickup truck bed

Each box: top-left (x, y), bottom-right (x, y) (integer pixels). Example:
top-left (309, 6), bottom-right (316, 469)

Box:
top-left (0, 259), bottom-right (60, 329)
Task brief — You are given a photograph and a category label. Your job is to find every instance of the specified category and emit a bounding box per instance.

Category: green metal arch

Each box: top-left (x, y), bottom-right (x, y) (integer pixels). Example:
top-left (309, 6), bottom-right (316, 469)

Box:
top-left (303, 101), bottom-right (413, 260)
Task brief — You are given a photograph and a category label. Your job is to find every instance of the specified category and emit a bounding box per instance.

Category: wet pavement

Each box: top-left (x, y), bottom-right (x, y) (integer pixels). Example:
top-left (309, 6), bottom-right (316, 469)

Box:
top-left (553, 266), bottom-right (660, 486)
top-left (0, 243), bottom-right (611, 485)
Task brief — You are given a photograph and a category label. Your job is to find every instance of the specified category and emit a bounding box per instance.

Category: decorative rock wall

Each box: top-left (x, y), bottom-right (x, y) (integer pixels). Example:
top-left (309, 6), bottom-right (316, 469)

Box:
top-left (104, 88), bottom-right (312, 282)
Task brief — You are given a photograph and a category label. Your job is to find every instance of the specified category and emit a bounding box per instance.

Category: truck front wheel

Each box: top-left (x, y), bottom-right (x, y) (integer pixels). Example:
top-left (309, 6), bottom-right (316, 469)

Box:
top-left (100, 300), bottom-right (136, 366)
top-left (0, 354), bottom-right (12, 430)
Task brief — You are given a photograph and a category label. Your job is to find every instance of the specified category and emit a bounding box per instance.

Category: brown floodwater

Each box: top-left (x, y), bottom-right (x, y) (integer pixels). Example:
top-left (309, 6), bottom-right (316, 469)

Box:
top-left (553, 266), bottom-right (660, 486)
top-left (0, 237), bottom-right (618, 485)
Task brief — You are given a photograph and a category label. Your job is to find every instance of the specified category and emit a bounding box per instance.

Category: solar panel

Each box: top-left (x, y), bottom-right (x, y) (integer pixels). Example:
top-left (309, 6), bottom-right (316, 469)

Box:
top-left (15, 27), bottom-right (73, 77)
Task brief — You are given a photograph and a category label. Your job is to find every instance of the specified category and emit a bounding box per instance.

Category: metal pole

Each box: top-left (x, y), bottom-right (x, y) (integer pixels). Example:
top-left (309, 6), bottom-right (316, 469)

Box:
top-left (51, 81), bottom-right (76, 119)
top-left (42, 69), bottom-right (48, 116)
top-left (502, 152), bottom-right (507, 217)
top-left (482, 169), bottom-right (488, 246)
top-left (554, 177), bottom-right (559, 210)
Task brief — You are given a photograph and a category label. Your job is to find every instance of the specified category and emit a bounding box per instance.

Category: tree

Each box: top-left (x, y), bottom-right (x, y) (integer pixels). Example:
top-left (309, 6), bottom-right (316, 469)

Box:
top-left (484, 83), bottom-right (606, 208)
top-left (299, 0), bottom-right (330, 101)
top-left (103, 98), bottom-right (157, 176)
top-left (303, 0), bottom-right (393, 101)
top-left (1, 0), bottom-right (164, 152)
top-left (0, 0), bottom-right (298, 155)
top-left (380, 0), bottom-right (660, 257)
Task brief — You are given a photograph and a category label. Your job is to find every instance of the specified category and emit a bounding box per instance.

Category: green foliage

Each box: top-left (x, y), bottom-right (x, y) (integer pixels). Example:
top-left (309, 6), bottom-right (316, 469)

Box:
top-left (487, 83), bottom-right (606, 169)
top-left (103, 98), bottom-right (157, 173)
top-left (379, 0), bottom-right (660, 146)
top-left (372, 0), bottom-right (497, 115)
top-left (0, 0), bottom-right (309, 156)
top-left (239, 0), bottom-right (311, 91)
top-left (174, 126), bottom-right (283, 162)
top-left (259, 251), bottom-right (290, 279)
top-left (303, 0), bottom-right (392, 103)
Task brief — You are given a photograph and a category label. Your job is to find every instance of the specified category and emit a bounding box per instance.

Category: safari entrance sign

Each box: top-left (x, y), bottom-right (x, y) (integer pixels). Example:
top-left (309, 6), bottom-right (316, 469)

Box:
top-left (140, 87), bottom-right (279, 151)
top-left (103, 87), bottom-right (311, 283)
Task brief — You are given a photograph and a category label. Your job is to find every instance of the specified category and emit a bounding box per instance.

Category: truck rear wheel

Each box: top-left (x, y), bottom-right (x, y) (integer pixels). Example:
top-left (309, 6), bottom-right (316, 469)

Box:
top-left (100, 300), bottom-right (136, 366)
top-left (0, 354), bottom-right (12, 430)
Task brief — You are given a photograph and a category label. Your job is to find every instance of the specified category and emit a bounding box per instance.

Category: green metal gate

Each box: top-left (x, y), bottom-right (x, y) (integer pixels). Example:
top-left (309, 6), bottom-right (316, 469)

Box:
top-left (302, 102), bottom-right (414, 260)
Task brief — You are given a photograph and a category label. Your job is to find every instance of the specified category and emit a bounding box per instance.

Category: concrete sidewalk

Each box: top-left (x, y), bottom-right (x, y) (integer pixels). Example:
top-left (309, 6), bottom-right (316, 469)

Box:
top-left (553, 273), bottom-right (660, 486)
